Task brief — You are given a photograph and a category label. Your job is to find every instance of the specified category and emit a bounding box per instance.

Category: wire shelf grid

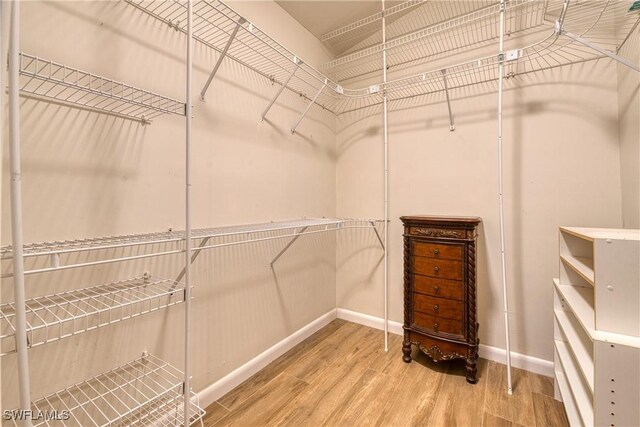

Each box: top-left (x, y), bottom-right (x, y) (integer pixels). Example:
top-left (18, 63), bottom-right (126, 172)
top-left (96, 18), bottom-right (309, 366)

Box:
top-left (123, 0), bottom-right (638, 116)
top-left (4, 354), bottom-right (205, 426)
top-left (0, 218), bottom-right (383, 276)
top-left (0, 276), bottom-right (186, 356)
top-left (319, 0), bottom-right (428, 56)
top-left (125, 0), bottom-right (343, 111)
top-left (320, 0), bottom-right (550, 82)
top-left (19, 53), bottom-right (186, 123)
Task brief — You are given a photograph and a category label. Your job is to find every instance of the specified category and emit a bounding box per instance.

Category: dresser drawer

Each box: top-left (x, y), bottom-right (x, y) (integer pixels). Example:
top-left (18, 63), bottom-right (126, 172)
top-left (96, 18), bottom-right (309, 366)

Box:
top-left (414, 293), bottom-right (463, 321)
top-left (413, 312), bottom-right (464, 338)
top-left (413, 275), bottom-right (463, 301)
top-left (412, 257), bottom-right (463, 280)
top-left (413, 241), bottom-right (463, 260)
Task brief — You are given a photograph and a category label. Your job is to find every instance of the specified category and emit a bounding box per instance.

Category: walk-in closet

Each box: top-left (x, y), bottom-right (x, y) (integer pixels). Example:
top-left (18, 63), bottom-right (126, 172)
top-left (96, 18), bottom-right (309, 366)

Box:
top-left (1, 0), bottom-right (638, 425)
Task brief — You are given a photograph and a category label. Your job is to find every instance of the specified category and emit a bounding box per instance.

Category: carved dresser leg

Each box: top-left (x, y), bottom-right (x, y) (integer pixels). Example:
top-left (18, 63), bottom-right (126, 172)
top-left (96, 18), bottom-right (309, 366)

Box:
top-left (465, 357), bottom-right (478, 384)
top-left (402, 340), bottom-right (412, 363)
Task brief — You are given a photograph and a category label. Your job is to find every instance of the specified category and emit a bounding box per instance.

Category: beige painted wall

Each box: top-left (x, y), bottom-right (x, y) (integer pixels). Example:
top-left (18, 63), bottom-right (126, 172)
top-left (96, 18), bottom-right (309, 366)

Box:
top-left (336, 59), bottom-right (623, 362)
top-left (1, 0), bottom-right (338, 409)
top-left (617, 25), bottom-right (640, 228)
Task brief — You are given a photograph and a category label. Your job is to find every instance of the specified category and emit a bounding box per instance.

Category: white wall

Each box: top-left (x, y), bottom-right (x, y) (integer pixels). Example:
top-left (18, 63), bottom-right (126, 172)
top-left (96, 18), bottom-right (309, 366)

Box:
top-left (1, 0), bottom-right (338, 409)
top-left (617, 25), bottom-right (640, 228)
top-left (336, 59), bottom-right (623, 362)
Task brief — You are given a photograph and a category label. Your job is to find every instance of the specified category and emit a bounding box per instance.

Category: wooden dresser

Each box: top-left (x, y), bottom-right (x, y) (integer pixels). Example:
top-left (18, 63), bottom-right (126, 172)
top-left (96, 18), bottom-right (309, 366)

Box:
top-left (400, 215), bottom-right (481, 384)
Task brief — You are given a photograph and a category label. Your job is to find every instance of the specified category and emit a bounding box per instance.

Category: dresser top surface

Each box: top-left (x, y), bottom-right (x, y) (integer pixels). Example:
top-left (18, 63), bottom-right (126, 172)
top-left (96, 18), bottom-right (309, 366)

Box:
top-left (400, 216), bottom-right (482, 225)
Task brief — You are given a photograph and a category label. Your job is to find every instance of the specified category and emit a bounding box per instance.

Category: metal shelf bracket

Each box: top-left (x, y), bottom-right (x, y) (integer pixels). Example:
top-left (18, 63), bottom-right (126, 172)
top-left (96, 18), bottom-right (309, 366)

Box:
top-left (200, 17), bottom-right (246, 102)
top-left (291, 79), bottom-right (327, 134)
top-left (270, 226), bottom-right (309, 267)
top-left (370, 220), bottom-right (385, 249)
top-left (262, 56), bottom-right (301, 121)
top-left (561, 28), bottom-right (640, 72)
top-left (441, 69), bottom-right (455, 131)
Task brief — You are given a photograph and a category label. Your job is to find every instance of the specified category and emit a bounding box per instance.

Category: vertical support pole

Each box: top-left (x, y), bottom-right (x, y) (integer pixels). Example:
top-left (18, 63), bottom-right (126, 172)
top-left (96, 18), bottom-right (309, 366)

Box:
top-left (184, 0), bottom-right (193, 424)
top-left (261, 58), bottom-right (300, 121)
top-left (441, 69), bottom-right (455, 131)
top-left (199, 17), bottom-right (245, 101)
top-left (9, 0), bottom-right (33, 423)
top-left (290, 79), bottom-right (326, 134)
top-left (382, 0), bottom-right (389, 353)
top-left (497, 0), bottom-right (513, 395)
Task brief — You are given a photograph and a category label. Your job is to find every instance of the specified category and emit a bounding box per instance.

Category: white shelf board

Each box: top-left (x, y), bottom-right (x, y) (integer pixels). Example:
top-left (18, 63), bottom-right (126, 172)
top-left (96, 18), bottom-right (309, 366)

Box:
top-left (560, 226), bottom-right (640, 242)
top-left (560, 254), bottom-right (595, 285)
top-left (7, 354), bottom-right (205, 426)
top-left (553, 278), bottom-right (595, 339)
top-left (555, 368), bottom-right (583, 427)
top-left (555, 340), bottom-right (594, 427)
top-left (554, 309), bottom-right (594, 393)
top-left (0, 276), bottom-right (185, 356)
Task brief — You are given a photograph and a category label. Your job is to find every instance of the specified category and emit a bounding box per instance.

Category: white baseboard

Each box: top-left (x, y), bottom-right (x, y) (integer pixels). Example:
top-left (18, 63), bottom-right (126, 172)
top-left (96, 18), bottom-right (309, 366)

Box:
top-left (336, 307), bottom-right (554, 378)
top-left (336, 308), bottom-right (403, 335)
top-left (197, 308), bottom-right (337, 409)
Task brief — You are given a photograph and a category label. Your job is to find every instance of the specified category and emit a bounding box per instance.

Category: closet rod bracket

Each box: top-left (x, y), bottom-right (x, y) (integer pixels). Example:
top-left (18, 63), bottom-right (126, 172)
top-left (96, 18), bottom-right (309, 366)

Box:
top-left (270, 226), bottom-right (309, 267)
top-left (200, 17), bottom-right (246, 102)
top-left (561, 27), bottom-right (640, 72)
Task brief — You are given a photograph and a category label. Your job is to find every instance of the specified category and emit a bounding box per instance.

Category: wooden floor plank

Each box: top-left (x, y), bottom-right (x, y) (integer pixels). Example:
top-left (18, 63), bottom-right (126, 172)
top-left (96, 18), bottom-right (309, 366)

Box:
top-left (366, 333), bottom-right (411, 379)
top-left (427, 357), bottom-right (489, 427)
top-left (202, 322), bottom-right (568, 427)
top-left (374, 351), bottom-right (448, 426)
top-left (528, 372), bottom-right (555, 397)
top-left (212, 373), bottom-right (308, 427)
top-left (484, 361), bottom-right (536, 427)
top-left (329, 370), bottom-right (401, 427)
top-left (531, 391), bottom-right (570, 427)
top-left (201, 402), bottom-right (230, 426)
top-left (282, 321), bottom-right (368, 383)
top-left (267, 354), bottom-right (370, 426)
top-left (483, 411), bottom-right (526, 427)
top-left (215, 319), bottom-right (346, 411)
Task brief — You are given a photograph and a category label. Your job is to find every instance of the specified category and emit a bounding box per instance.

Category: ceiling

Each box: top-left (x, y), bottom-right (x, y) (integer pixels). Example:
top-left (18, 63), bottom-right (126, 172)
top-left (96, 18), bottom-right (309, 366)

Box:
top-left (275, 1), bottom-right (399, 43)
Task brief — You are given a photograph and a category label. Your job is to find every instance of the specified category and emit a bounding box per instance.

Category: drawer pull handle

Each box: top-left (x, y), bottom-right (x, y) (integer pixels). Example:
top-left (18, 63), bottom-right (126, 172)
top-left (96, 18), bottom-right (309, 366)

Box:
top-left (434, 322), bottom-right (439, 331)
top-left (434, 286), bottom-right (440, 293)
top-left (433, 249), bottom-right (440, 255)
top-left (434, 304), bottom-right (439, 311)
top-left (434, 266), bottom-right (440, 273)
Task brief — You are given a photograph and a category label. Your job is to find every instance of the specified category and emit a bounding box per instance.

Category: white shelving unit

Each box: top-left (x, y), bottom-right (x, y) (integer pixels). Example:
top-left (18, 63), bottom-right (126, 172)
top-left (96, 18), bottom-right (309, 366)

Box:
top-left (553, 227), bottom-right (640, 427)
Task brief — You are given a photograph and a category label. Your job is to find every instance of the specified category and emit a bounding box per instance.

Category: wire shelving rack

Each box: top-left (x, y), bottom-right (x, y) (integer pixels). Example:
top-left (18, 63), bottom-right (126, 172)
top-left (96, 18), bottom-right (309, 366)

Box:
top-left (0, 276), bottom-right (186, 356)
top-left (0, 218), bottom-right (384, 277)
top-left (4, 354), bottom-right (205, 427)
top-left (319, 0), bottom-right (549, 82)
top-left (125, 0), bottom-right (639, 116)
top-left (19, 52), bottom-right (186, 124)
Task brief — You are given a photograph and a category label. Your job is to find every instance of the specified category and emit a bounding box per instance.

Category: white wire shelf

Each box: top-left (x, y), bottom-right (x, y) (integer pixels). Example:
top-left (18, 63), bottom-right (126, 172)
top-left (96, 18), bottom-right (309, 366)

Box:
top-left (125, 0), bottom-right (343, 112)
top-left (19, 52), bottom-right (186, 124)
top-left (0, 276), bottom-right (185, 356)
top-left (320, 0), bottom-right (549, 82)
top-left (123, 0), bottom-right (639, 116)
top-left (0, 218), bottom-right (383, 277)
top-left (4, 354), bottom-right (205, 426)
top-left (319, 0), bottom-right (428, 56)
